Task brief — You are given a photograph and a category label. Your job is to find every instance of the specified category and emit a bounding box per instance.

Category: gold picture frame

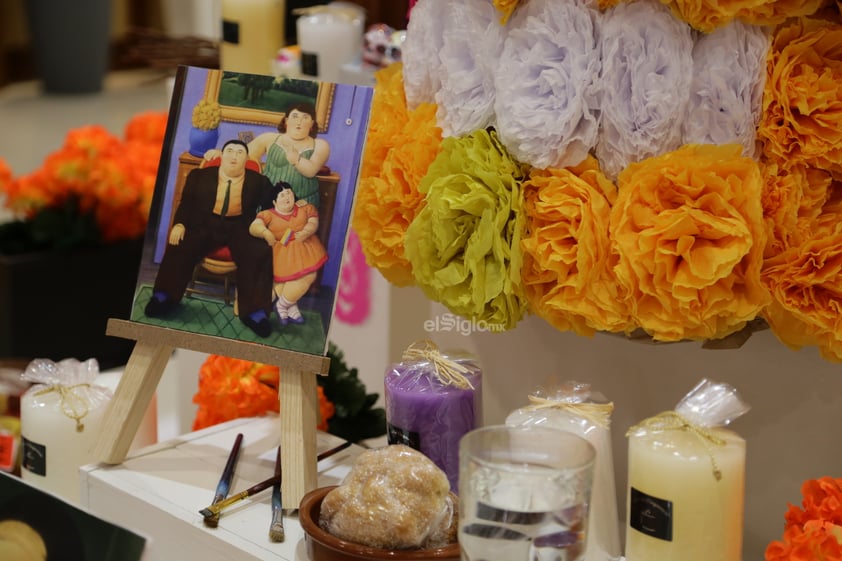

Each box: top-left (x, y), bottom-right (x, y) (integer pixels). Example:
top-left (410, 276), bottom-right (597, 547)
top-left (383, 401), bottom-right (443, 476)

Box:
top-left (203, 69), bottom-right (335, 132)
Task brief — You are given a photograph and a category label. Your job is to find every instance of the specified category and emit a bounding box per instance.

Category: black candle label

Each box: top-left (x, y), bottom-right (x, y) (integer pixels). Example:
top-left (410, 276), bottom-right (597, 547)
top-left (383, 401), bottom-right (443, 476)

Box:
top-left (21, 437), bottom-right (46, 476)
top-left (629, 487), bottom-right (673, 541)
top-left (222, 20), bottom-right (240, 45)
top-left (301, 52), bottom-right (319, 77)
top-left (387, 423), bottom-right (420, 450)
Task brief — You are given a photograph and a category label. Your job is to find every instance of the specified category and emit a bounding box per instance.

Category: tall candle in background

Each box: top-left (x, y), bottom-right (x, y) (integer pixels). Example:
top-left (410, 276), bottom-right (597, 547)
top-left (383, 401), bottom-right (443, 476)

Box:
top-left (19, 358), bottom-right (113, 505)
top-left (384, 341), bottom-right (482, 492)
top-left (296, 3), bottom-right (364, 82)
top-left (625, 379), bottom-right (749, 561)
top-left (221, 0), bottom-right (285, 75)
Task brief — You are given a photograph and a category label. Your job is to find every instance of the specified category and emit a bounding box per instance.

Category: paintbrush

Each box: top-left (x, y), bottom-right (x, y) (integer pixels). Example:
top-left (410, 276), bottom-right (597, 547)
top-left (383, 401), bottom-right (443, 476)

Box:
top-left (203, 432), bottom-right (244, 528)
top-left (198, 440), bottom-right (353, 519)
top-left (199, 474), bottom-right (281, 518)
top-left (269, 446), bottom-right (284, 542)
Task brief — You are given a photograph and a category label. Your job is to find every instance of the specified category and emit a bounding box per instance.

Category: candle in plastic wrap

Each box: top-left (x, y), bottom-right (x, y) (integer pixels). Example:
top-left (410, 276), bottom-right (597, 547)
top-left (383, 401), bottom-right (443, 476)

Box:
top-left (625, 378), bottom-right (749, 561)
top-left (19, 358), bottom-right (113, 504)
top-left (384, 340), bottom-right (482, 492)
top-left (505, 381), bottom-right (621, 561)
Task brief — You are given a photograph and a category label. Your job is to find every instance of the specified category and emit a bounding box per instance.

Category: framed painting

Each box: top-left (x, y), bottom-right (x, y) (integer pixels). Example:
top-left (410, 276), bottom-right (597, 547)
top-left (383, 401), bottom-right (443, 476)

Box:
top-left (127, 65), bottom-right (373, 357)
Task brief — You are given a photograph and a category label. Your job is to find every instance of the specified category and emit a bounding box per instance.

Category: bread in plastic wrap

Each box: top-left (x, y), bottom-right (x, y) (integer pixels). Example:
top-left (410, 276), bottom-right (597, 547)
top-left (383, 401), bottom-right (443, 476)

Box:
top-left (318, 444), bottom-right (458, 549)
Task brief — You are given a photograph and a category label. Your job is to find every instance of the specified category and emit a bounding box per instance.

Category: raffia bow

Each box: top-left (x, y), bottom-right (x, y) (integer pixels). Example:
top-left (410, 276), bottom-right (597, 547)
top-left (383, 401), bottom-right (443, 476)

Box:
top-left (401, 340), bottom-right (475, 390)
top-left (626, 410), bottom-right (727, 481)
top-left (34, 383), bottom-right (92, 432)
top-left (525, 395), bottom-right (614, 429)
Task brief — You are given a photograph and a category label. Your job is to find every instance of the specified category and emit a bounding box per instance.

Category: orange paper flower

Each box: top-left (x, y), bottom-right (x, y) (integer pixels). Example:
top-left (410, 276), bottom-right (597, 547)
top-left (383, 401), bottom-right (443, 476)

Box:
top-left (522, 156), bottom-right (634, 336)
top-left (0, 111), bottom-right (168, 244)
top-left (192, 355), bottom-right (334, 431)
top-left (610, 143), bottom-right (770, 341)
top-left (758, 18), bottom-right (842, 180)
top-left (353, 63), bottom-right (442, 286)
top-left (766, 477), bottom-right (842, 561)
top-left (493, 0), bottom-right (521, 23)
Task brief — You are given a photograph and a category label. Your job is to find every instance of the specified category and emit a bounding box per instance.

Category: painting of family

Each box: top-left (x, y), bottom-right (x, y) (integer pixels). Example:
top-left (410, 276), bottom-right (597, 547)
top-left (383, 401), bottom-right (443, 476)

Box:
top-left (130, 66), bottom-right (372, 356)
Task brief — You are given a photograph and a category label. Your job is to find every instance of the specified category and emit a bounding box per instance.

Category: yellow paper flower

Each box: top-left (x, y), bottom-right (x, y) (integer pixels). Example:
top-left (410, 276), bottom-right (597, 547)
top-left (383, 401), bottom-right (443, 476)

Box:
top-left (736, 0), bottom-right (825, 27)
top-left (353, 63), bottom-right (442, 286)
top-left (610, 143), bottom-right (770, 341)
top-left (493, 0), bottom-right (521, 23)
top-left (761, 219), bottom-right (842, 363)
top-left (760, 160), bottom-right (834, 258)
top-left (404, 129), bottom-right (529, 330)
top-left (521, 156), bottom-right (634, 336)
top-left (758, 18), bottom-right (842, 179)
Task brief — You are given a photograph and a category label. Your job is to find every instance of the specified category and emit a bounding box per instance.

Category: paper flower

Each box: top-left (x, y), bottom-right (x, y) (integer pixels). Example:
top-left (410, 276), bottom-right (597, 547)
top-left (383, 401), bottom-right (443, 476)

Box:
top-left (758, 18), bottom-right (842, 179)
top-left (596, 0), bottom-right (694, 180)
top-left (682, 20), bottom-right (769, 158)
top-left (522, 156), bottom-right (634, 336)
top-left (736, 0), bottom-right (826, 27)
top-left (401, 0), bottom-right (447, 109)
top-left (610, 143), bottom-right (770, 341)
top-left (434, 0), bottom-right (509, 137)
top-left (493, 0), bottom-right (521, 24)
top-left (765, 477), bottom-right (842, 561)
top-left (404, 129), bottom-right (528, 330)
top-left (352, 64), bottom-right (442, 286)
top-left (494, 0), bottom-right (602, 170)
top-left (761, 228), bottom-right (842, 362)
top-left (192, 355), bottom-right (334, 431)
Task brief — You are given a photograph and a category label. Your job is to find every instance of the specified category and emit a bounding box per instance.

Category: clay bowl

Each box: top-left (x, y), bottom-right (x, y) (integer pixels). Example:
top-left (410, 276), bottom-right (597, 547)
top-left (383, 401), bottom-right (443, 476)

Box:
top-left (298, 485), bottom-right (460, 561)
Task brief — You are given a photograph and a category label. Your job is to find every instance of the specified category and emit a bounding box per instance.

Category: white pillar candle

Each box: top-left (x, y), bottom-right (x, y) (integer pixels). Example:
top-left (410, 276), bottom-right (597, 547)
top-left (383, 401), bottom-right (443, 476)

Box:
top-left (626, 426), bottom-right (745, 561)
top-left (625, 379), bottom-right (749, 561)
top-left (18, 358), bottom-right (112, 505)
top-left (221, 0), bottom-right (285, 75)
top-left (296, 3), bottom-right (364, 83)
top-left (505, 383), bottom-right (622, 561)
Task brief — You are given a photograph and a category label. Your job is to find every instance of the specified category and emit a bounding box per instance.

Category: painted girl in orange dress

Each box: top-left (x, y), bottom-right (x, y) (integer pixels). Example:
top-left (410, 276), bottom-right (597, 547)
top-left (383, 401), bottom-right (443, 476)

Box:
top-left (249, 181), bottom-right (327, 325)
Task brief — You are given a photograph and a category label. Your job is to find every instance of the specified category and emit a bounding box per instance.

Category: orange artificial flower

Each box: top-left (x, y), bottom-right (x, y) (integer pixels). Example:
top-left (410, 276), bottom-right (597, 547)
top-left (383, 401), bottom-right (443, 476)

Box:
top-left (760, 160), bottom-right (834, 258)
top-left (758, 18), bottom-right (842, 180)
top-left (192, 355), bottom-right (334, 431)
top-left (493, 0), bottom-right (521, 23)
top-left (353, 63), bottom-right (442, 287)
top-left (761, 228), bottom-right (842, 362)
top-left (610, 143), bottom-right (770, 341)
top-left (766, 477), bottom-right (842, 561)
top-left (736, 0), bottom-right (825, 27)
top-left (0, 111), bottom-right (168, 244)
top-left (521, 156), bottom-right (634, 336)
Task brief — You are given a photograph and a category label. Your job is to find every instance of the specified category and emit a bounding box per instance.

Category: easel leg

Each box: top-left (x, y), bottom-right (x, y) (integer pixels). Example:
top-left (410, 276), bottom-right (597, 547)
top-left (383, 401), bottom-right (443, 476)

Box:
top-left (279, 368), bottom-right (318, 509)
top-left (94, 341), bottom-right (173, 464)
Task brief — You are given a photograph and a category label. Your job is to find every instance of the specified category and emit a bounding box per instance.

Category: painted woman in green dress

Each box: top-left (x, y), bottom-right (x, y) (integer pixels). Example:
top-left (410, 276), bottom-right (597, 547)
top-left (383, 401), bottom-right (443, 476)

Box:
top-left (205, 102), bottom-right (330, 208)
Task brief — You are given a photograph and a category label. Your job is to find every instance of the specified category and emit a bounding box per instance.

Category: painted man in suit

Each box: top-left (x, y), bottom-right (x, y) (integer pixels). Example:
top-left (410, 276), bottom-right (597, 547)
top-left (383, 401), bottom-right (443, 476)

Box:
top-left (145, 139), bottom-right (275, 337)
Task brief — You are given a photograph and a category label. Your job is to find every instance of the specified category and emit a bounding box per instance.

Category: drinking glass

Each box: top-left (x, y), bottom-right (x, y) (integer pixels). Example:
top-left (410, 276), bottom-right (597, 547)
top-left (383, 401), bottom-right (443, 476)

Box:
top-left (459, 425), bottom-right (595, 561)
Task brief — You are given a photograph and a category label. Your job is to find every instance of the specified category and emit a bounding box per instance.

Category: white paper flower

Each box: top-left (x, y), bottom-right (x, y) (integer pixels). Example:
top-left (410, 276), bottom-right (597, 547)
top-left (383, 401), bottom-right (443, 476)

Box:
top-left (402, 0), bottom-right (447, 109)
top-left (493, 0), bottom-right (602, 170)
top-left (595, 0), bottom-right (694, 180)
top-left (682, 21), bottom-right (770, 158)
top-left (435, 0), bottom-right (508, 137)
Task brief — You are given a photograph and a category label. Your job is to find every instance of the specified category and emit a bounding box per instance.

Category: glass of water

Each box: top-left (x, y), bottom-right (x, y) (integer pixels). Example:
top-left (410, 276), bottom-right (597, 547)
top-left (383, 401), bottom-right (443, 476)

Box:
top-left (459, 425), bottom-right (596, 561)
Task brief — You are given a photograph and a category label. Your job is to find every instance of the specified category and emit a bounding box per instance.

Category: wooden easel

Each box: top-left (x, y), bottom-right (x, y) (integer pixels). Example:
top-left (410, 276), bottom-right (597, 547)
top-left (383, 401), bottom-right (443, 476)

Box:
top-left (94, 318), bottom-right (330, 509)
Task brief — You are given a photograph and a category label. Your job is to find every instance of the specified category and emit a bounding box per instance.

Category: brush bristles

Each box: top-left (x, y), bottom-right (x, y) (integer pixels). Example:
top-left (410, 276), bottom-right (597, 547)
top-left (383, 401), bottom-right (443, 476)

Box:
top-left (269, 523), bottom-right (285, 542)
top-left (203, 514), bottom-right (220, 528)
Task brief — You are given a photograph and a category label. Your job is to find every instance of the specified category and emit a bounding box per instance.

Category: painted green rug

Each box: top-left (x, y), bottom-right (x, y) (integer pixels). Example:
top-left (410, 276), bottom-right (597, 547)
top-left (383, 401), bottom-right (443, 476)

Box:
top-left (131, 284), bottom-right (326, 355)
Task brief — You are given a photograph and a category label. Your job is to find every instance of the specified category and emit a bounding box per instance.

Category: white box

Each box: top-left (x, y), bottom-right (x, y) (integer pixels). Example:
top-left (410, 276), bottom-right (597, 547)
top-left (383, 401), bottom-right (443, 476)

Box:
top-left (81, 415), bottom-right (362, 561)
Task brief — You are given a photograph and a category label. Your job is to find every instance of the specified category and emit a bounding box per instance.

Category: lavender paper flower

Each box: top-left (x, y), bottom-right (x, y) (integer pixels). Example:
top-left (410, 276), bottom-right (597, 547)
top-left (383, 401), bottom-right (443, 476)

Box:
top-left (595, 0), bottom-right (694, 180)
top-left (435, 0), bottom-right (509, 137)
top-left (402, 0), bottom-right (447, 109)
top-left (494, 0), bottom-right (602, 170)
top-left (682, 20), bottom-right (770, 158)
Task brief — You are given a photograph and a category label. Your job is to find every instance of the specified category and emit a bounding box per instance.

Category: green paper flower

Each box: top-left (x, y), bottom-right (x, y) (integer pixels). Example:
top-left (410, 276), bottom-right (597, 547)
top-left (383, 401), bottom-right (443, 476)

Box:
top-left (404, 129), bottom-right (529, 331)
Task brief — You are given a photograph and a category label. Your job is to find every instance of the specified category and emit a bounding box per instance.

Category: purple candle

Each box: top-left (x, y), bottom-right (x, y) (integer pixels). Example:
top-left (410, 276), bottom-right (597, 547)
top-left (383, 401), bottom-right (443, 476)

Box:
top-left (384, 346), bottom-right (482, 492)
